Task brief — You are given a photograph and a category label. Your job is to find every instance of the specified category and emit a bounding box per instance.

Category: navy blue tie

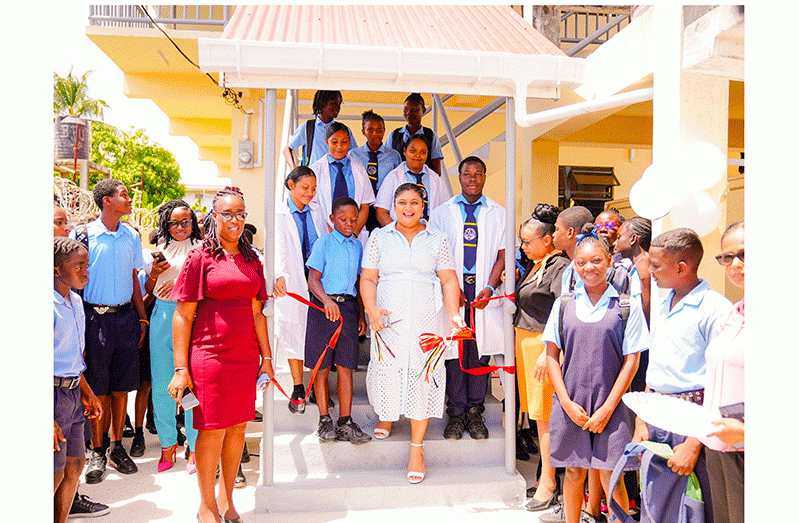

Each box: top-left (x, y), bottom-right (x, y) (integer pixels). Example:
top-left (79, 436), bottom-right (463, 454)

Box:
top-left (409, 171), bottom-right (429, 220)
top-left (463, 202), bottom-right (479, 273)
top-left (298, 210), bottom-right (311, 263)
top-left (332, 161), bottom-right (348, 203)
top-left (367, 150), bottom-right (379, 194)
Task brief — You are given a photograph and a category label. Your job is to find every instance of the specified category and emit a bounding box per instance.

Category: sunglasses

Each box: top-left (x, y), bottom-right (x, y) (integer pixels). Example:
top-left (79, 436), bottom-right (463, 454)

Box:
top-left (715, 250), bottom-right (744, 266)
top-left (168, 219), bottom-right (193, 229)
top-left (593, 221), bottom-right (618, 231)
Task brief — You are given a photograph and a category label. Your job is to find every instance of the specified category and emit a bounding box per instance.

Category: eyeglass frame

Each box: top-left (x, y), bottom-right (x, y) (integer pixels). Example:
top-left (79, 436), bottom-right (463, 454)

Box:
top-left (715, 250), bottom-right (744, 266)
top-left (520, 234), bottom-right (545, 247)
top-left (168, 219), bottom-right (193, 229)
top-left (593, 221), bottom-right (618, 231)
top-left (214, 211), bottom-right (248, 222)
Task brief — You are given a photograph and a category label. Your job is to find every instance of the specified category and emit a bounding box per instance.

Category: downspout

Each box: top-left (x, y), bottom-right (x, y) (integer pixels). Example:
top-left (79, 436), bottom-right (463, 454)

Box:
top-left (513, 84), bottom-right (654, 128)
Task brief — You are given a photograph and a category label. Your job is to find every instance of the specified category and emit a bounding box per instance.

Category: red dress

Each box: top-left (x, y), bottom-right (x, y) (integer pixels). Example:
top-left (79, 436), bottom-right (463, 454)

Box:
top-left (172, 247), bottom-right (267, 430)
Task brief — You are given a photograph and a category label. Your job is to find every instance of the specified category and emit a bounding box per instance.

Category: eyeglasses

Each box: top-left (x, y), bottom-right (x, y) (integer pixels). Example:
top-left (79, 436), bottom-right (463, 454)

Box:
top-left (168, 219), bottom-right (192, 229)
top-left (215, 211), bottom-right (248, 222)
top-left (520, 234), bottom-right (544, 247)
top-left (593, 221), bottom-right (618, 231)
top-left (715, 250), bottom-right (744, 266)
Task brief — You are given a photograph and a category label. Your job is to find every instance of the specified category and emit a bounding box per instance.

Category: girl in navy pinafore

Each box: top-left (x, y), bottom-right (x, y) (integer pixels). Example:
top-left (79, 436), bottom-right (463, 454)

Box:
top-left (541, 235), bottom-right (648, 523)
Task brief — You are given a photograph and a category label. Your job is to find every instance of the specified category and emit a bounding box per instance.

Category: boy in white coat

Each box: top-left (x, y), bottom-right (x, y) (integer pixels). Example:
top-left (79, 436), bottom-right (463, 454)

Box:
top-left (428, 156), bottom-right (505, 440)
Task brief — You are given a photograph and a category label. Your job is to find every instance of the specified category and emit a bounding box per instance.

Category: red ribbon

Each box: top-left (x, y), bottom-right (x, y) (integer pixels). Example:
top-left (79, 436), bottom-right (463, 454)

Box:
top-left (265, 292), bottom-right (342, 405)
top-left (460, 292), bottom-right (516, 375)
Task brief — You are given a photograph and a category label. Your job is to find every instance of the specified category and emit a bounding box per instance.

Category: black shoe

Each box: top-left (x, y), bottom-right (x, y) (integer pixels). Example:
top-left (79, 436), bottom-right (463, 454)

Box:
top-left (443, 413), bottom-right (466, 440)
top-left (516, 435), bottom-right (531, 461)
top-left (69, 492), bottom-right (110, 518)
top-left (308, 389), bottom-right (335, 408)
top-left (123, 414), bottom-right (135, 438)
top-left (335, 418), bottom-right (372, 444)
top-left (241, 443), bottom-right (250, 463)
top-left (130, 431), bottom-right (145, 457)
top-left (235, 464), bottom-right (247, 488)
top-left (289, 385), bottom-right (306, 414)
top-left (84, 450), bottom-right (107, 484)
top-left (465, 405), bottom-right (489, 439)
top-left (107, 443), bottom-right (138, 474)
top-left (317, 415), bottom-right (337, 442)
top-left (145, 412), bottom-right (158, 435)
top-left (525, 486), bottom-right (559, 512)
top-left (519, 427), bottom-right (538, 454)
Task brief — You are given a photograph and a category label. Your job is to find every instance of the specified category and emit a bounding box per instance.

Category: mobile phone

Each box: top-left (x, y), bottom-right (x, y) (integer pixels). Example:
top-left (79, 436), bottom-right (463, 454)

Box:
top-left (151, 251), bottom-right (166, 264)
top-left (181, 388), bottom-right (199, 410)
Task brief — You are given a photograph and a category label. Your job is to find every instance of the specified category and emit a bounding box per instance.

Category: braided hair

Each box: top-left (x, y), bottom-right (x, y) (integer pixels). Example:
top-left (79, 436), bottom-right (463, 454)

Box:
top-left (203, 187), bottom-right (257, 262)
top-left (54, 237), bottom-right (87, 268)
top-left (156, 199), bottom-right (201, 247)
top-left (312, 90), bottom-right (342, 116)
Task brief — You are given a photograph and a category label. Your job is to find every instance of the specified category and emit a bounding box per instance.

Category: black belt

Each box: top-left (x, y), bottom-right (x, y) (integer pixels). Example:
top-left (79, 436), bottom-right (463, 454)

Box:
top-left (83, 301), bottom-right (132, 314)
top-left (654, 388), bottom-right (704, 405)
top-left (328, 294), bottom-right (355, 303)
top-left (463, 274), bottom-right (477, 285)
top-left (54, 376), bottom-right (81, 389)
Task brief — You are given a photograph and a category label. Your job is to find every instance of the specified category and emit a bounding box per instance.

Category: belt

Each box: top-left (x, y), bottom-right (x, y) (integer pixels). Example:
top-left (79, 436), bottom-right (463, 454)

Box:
top-left (54, 376), bottom-right (81, 389)
top-left (463, 274), bottom-right (477, 285)
top-left (83, 301), bottom-right (132, 314)
top-left (655, 388), bottom-right (704, 405)
top-left (328, 294), bottom-right (355, 303)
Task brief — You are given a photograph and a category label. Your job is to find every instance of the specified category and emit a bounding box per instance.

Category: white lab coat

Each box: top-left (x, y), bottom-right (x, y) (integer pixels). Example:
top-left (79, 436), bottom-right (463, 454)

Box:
top-left (428, 195), bottom-right (506, 358)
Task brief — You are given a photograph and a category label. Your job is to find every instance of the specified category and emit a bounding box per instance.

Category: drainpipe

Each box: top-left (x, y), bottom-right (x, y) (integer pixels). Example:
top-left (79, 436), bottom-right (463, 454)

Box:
top-left (513, 86), bottom-right (654, 128)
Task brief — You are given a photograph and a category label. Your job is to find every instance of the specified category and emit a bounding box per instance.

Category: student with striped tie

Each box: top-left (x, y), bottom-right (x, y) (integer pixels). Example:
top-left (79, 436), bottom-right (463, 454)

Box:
top-left (350, 110), bottom-right (401, 233)
top-left (374, 134), bottom-right (449, 227)
top-left (428, 156), bottom-right (506, 440)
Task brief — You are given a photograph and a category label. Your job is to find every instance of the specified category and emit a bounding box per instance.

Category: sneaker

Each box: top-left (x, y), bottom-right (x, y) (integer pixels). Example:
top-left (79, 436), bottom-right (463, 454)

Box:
top-left (289, 384), bottom-right (306, 414)
top-left (235, 464), bottom-right (247, 488)
top-left (539, 505), bottom-right (565, 523)
top-left (335, 419), bottom-right (372, 445)
top-left (107, 443), bottom-right (138, 474)
top-left (84, 449), bottom-right (107, 484)
top-left (130, 431), bottom-right (145, 457)
top-left (443, 413), bottom-right (466, 439)
top-left (68, 493), bottom-right (110, 518)
top-left (317, 415), bottom-right (337, 442)
top-left (465, 405), bottom-right (489, 439)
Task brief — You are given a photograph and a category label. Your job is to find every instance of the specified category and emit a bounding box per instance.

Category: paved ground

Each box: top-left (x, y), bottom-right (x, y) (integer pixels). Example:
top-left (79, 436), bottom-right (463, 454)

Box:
top-left (66, 395), bottom-right (556, 523)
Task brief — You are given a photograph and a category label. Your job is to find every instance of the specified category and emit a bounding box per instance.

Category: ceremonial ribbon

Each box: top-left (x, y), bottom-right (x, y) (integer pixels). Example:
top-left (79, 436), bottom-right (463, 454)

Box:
top-left (265, 292), bottom-right (342, 406)
top-left (461, 292), bottom-right (516, 375)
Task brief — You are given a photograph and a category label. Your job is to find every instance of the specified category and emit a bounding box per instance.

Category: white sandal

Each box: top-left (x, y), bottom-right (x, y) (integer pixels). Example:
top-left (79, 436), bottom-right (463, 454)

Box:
top-left (407, 443), bottom-right (425, 484)
top-left (374, 421), bottom-right (392, 440)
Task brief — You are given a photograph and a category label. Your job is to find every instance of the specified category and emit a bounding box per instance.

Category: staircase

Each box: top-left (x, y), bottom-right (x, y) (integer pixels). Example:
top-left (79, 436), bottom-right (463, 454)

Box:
top-left (255, 342), bottom-right (526, 514)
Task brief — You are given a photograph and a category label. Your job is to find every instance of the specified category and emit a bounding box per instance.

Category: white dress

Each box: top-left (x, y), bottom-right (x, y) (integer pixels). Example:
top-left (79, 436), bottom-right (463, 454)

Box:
top-left (362, 222), bottom-right (455, 421)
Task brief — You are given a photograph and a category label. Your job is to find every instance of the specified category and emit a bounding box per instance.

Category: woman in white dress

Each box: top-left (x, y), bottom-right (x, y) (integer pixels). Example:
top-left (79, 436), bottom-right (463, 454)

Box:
top-left (360, 183), bottom-right (464, 484)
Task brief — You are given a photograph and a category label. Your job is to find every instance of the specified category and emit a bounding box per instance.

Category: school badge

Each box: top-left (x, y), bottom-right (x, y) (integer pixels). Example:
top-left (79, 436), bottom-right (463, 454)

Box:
top-left (464, 227), bottom-right (477, 242)
top-left (367, 164), bottom-right (377, 177)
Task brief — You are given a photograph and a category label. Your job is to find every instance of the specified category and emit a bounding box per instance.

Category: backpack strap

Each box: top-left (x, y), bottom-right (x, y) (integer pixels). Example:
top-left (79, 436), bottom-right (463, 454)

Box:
top-left (73, 224), bottom-right (89, 297)
top-left (422, 127), bottom-right (435, 170)
top-left (619, 292), bottom-right (630, 330)
top-left (391, 128), bottom-right (404, 160)
top-left (607, 442), bottom-right (648, 523)
top-left (558, 292), bottom-right (572, 350)
top-left (302, 119), bottom-right (315, 166)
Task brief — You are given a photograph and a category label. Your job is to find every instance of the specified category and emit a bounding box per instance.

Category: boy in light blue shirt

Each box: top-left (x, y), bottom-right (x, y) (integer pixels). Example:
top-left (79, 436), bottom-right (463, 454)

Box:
top-left (305, 197), bottom-right (370, 445)
top-left (633, 228), bottom-right (732, 523)
top-left (283, 90), bottom-right (357, 168)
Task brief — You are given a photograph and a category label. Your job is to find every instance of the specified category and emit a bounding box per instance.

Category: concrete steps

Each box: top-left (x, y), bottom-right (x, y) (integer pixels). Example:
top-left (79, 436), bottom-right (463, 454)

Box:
top-left (256, 353), bottom-right (525, 514)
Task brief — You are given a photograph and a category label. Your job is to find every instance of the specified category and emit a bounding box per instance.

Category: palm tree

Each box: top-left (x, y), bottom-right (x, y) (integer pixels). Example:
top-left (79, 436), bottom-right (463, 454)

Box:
top-left (53, 66), bottom-right (109, 120)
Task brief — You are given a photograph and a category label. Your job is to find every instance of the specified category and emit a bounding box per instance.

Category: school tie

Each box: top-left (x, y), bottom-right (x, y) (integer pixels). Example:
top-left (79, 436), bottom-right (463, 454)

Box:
top-left (409, 170), bottom-right (429, 220)
top-left (367, 150), bottom-right (379, 194)
top-left (463, 202), bottom-right (480, 273)
top-left (332, 161), bottom-right (348, 203)
top-left (298, 210), bottom-right (311, 263)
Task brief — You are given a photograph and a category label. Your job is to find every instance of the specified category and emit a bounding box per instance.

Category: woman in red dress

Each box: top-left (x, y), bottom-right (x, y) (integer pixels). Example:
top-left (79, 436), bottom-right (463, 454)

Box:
top-left (168, 187), bottom-right (273, 523)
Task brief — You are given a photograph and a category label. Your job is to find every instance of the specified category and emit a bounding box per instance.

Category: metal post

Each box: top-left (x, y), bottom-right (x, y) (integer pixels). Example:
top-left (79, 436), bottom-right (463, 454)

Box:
top-left (503, 96), bottom-right (517, 476)
top-left (262, 88), bottom-right (277, 486)
top-left (432, 94), bottom-right (462, 166)
top-left (565, 14), bottom-right (628, 56)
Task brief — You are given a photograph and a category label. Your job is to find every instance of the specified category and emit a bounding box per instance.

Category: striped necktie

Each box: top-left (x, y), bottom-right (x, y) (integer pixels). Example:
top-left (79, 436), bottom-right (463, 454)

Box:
top-left (463, 202), bottom-right (480, 273)
top-left (367, 150), bottom-right (379, 194)
top-left (409, 171), bottom-right (429, 220)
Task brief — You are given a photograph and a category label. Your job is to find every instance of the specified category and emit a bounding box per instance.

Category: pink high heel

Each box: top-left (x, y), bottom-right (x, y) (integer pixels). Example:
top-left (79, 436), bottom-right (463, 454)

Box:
top-left (158, 444), bottom-right (177, 472)
top-left (186, 449), bottom-right (197, 474)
